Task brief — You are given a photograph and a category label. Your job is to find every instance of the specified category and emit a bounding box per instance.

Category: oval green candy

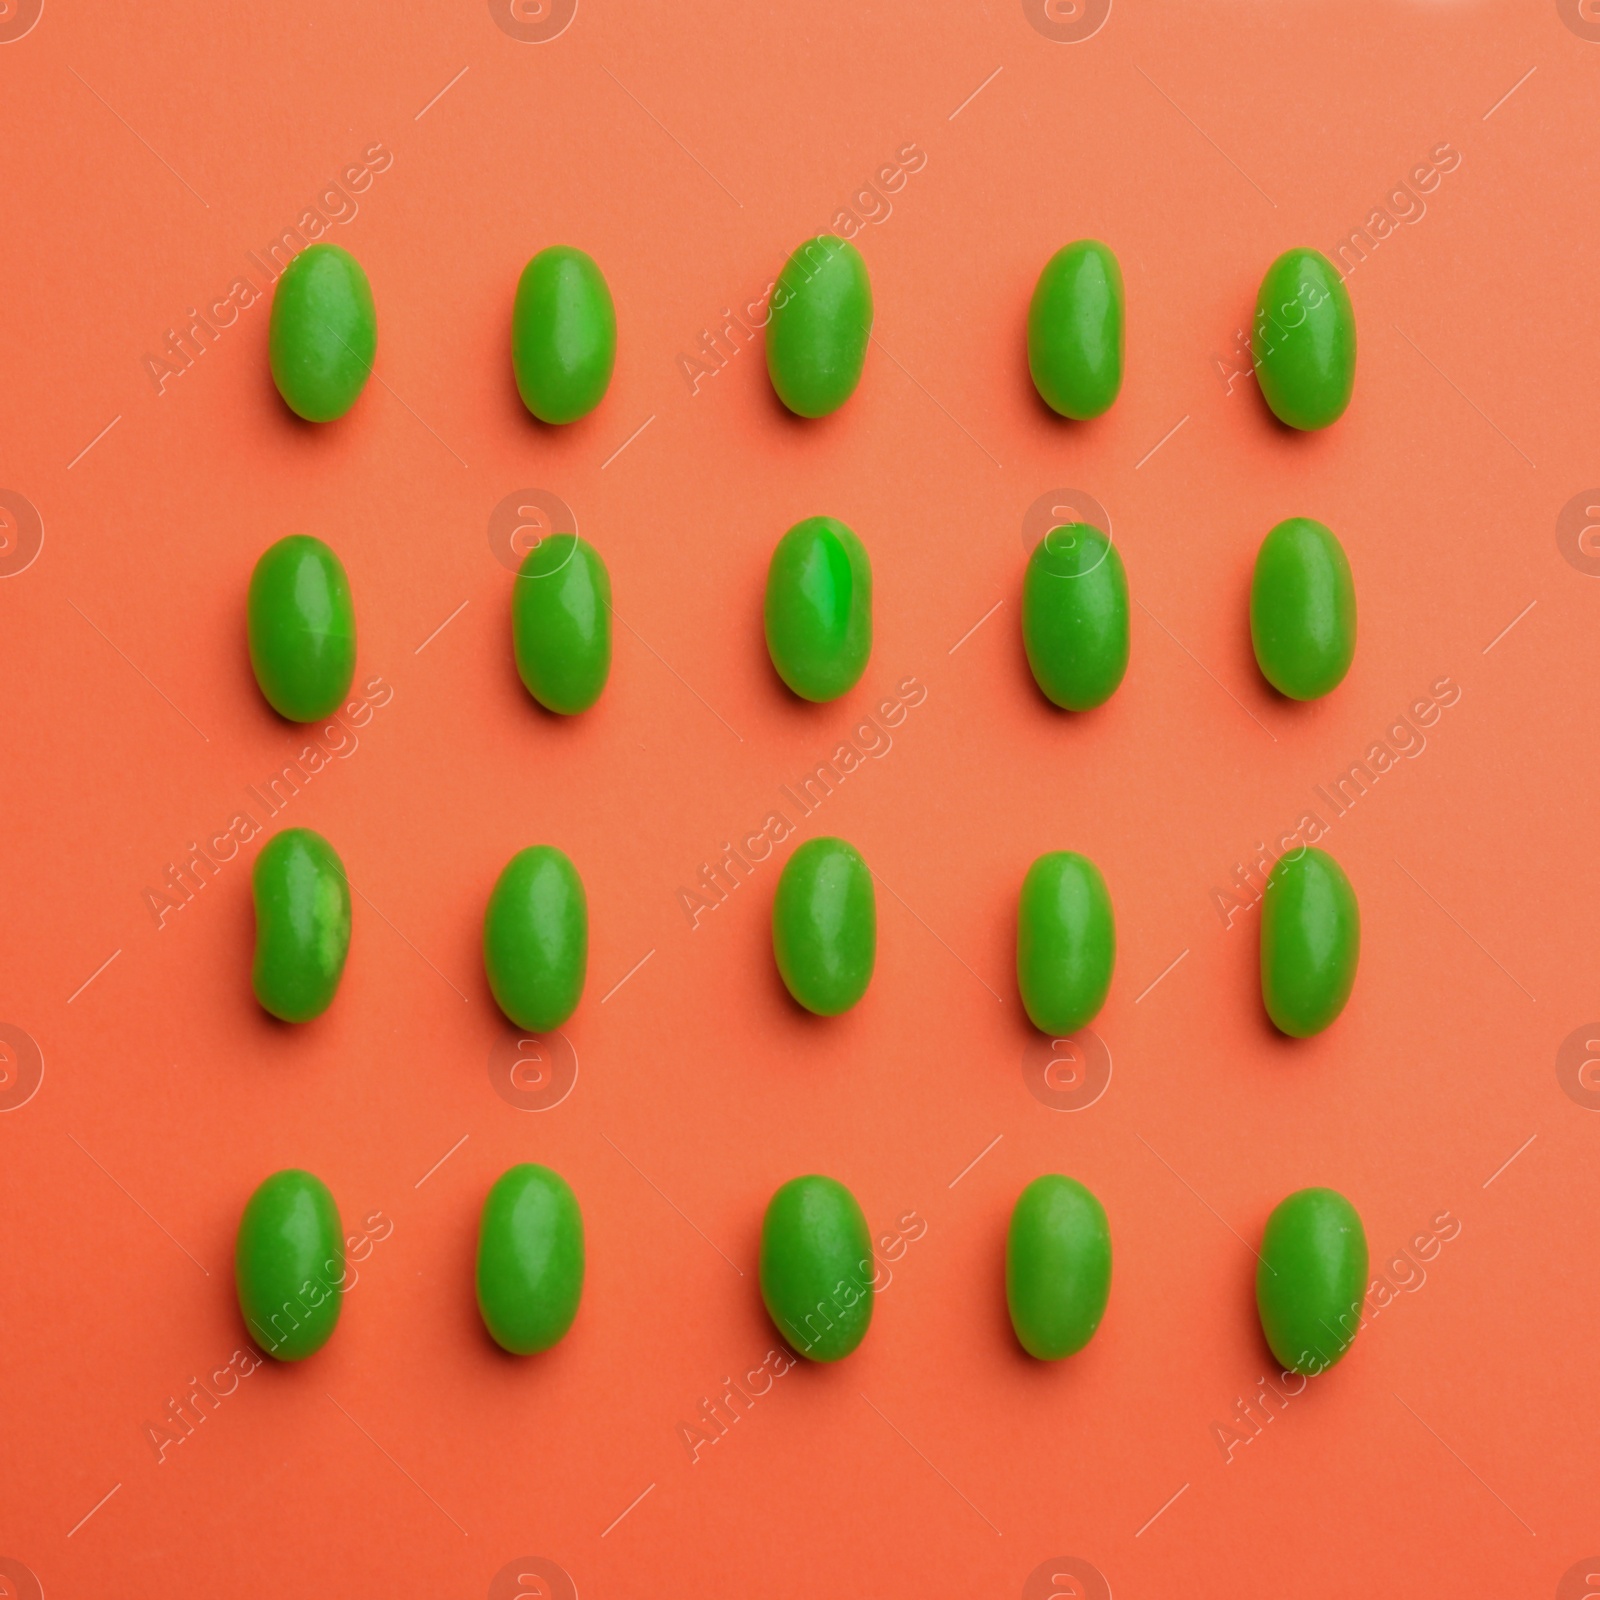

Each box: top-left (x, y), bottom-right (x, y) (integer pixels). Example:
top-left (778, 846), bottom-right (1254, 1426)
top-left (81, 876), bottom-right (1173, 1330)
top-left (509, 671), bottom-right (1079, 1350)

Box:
top-left (766, 235), bottom-right (873, 418)
top-left (512, 246), bottom-right (616, 424)
top-left (764, 516), bottom-right (872, 702)
top-left (247, 534), bottom-right (357, 722)
top-left (512, 534), bottom-right (612, 714)
top-left (1252, 248), bottom-right (1355, 430)
top-left (235, 1169), bottom-right (343, 1361)
top-left (484, 846), bottom-right (588, 1031)
top-left (1006, 1174), bottom-right (1112, 1360)
top-left (268, 243), bottom-right (376, 422)
top-left (1017, 851), bottom-right (1115, 1034)
top-left (1027, 240), bottom-right (1124, 420)
top-left (759, 1174), bottom-right (873, 1362)
top-left (1256, 1186), bottom-right (1368, 1375)
top-left (476, 1163), bottom-right (585, 1355)
top-left (1260, 846), bottom-right (1359, 1037)
top-left (1022, 524), bottom-right (1129, 711)
top-left (772, 836), bottom-right (875, 1015)
top-left (1250, 517), bottom-right (1356, 700)
top-left (251, 828), bottom-right (351, 1023)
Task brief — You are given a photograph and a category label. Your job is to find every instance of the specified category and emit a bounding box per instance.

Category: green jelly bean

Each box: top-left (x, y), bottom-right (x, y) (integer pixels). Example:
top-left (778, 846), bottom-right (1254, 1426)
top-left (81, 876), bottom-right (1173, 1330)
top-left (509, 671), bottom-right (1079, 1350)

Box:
top-left (235, 1169), bottom-right (343, 1361)
top-left (476, 1163), bottom-right (585, 1355)
top-left (766, 235), bottom-right (873, 418)
top-left (764, 516), bottom-right (872, 702)
top-left (512, 246), bottom-right (616, 425)
top-left (1022, 524), bottom-right (1129, 711)
top-left (1252, 248), bottom-right (1355, 430)
top-left (1260, 846), bottom-right (1359, 1037)
top-left (268, 243), bottom-right (376, 422)
top-left (1027, 240), bottom-right (1125, 420)
top-left (1006, 1174), bottom-right (1112, 1360)
top-left (772, 836), bottom-right (875, 1015)
top-left (1256, 1186), bottom-right (1368, 1375)
top-left (247, 535), bottom-right (357, 722)
top-left (251, 828), bottom-right (351, 1023)
top-left (1017, 851), bottom-right (1115, 1034)
top-left (512, 535), bottom-right (612, 714)
top-left (759, 1174), bottom-right (873, 1362)
top-left (484, 846), bottom-right (587, 1031)
top-left (1250, 518), bottom-right (1356, 700)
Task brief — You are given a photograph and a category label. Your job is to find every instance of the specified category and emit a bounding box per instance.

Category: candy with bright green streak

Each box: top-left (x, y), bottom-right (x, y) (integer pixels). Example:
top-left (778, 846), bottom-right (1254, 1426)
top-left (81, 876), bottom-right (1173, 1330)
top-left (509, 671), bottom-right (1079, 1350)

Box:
top-left (772, 837), bottom-right (875, 1015)
top-left (235, 1169), bottom-right (343, 1361)
top-left (1027, 240), bottom-right (1124, 420)
top-left (1017, 851), bottom-right (1115, 1034)
top-left (512, 535), bottom-right (612, 714)
top-left (484, 846), bottom-right (588, 1031)
top-left (1260, 847), bottom-right (1359, 1037)
top-left (766, 236), bottom-right (873, 417)
top-left (759, 1175), bottom-right (873, 1362)
top-left (251, 828), bottom-right (351, 1023)
top-left (1256, 1187), bottom-right (1368, 1375)
top-left (476, 1164), bottom-right (585, 1355)
top-left (512, 246), bottom-right (616, 424)
top-left (1250, 517), bottom-right (1356, 700)
top-left (1252, 248), bottom-right (1355, 430)
top-left (268, 243), bottom-right (376, 422)
top-left (1022, 525), bottom-right (1129, 711)
top-left (1006, 1174), bottom-right (1112, 1360)
top-left (247, 535), bottom-right (356, 722)
top-left (764, 516), bottom-right (871, 702)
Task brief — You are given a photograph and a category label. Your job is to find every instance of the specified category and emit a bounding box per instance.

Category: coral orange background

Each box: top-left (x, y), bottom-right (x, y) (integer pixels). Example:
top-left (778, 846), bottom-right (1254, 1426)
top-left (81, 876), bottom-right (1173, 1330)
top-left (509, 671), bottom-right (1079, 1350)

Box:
top-left (1, 3), bottom-right (1595, 1594)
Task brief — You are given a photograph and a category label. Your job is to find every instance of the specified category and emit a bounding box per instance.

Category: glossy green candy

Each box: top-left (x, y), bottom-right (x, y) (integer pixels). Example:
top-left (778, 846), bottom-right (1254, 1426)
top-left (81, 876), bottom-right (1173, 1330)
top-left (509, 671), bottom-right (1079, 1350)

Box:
top-left (1252, 248), bottom-right (1355, 430)
top-left (268, 243), bottom-right (376, 422)
top-left (759, 1174), bottom-right (873, 1361)
top-left (235, 1169), bottom-right (343, 1361)
top-left (476, 1164), bottom-right (585, 1355)
top-left (766, 236), bottom-right (873, 418)
top-left (1022, 525), bottom-right (1129, 711)
top-left (1006, 1175), bottom-right (1112, 1360)
top-left (512, 535), bottom-right (612, 714)
top-left (512, 246), bottom-right (616, 424)
top-left (1256, 1186), bottom-right (1368, 1375)
top-left (1027, 240), bottom-right (1125, 420)
top-left (484, 846), bottom-right (588, 1031)
top-left (1260, 846), bottom-right (1359, 1037)
top-left (764, 516), bottom-right (872, 701)
top-left (772, 837), bottom-right (875, 1015)
top-left (1250, 517), bottom-right (1356, 700)
top-left (247, 535), bottom-right (357, 722)
top-left (251, 828), bottom-right (351, 1023)
top-left (1017, 852), bottom-right (1115, 1034)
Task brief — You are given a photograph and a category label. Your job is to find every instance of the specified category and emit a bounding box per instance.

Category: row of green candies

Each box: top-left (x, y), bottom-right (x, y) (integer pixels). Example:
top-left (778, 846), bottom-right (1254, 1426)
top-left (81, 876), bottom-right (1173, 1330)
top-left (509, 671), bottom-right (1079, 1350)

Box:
top-left (237, 1166), bottom-right (1369, 1375)
top-left (252, 829), bottom-right (1357, 1040)
top-left (267, 236), bottom-right (1356, 431)
top-left (246, 505), bottom-right (1356, 734)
